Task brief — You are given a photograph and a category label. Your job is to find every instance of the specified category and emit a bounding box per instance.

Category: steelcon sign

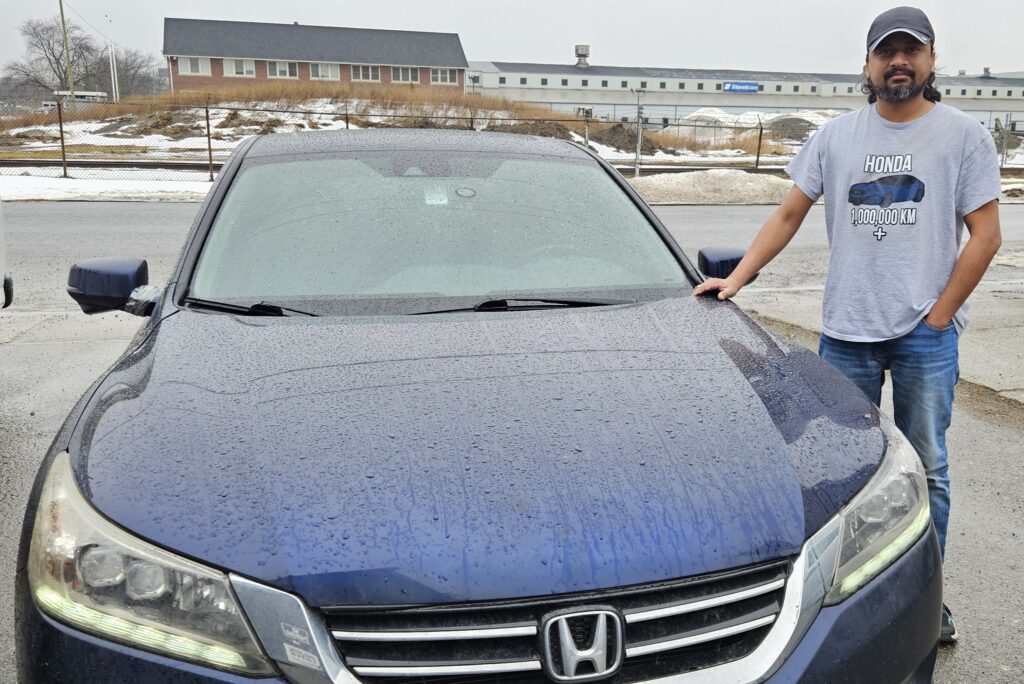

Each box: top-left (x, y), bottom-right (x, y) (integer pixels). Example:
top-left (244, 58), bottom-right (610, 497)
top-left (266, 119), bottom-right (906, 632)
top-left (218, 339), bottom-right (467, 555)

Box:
top-left (723, 82), bottom-right (760, 93)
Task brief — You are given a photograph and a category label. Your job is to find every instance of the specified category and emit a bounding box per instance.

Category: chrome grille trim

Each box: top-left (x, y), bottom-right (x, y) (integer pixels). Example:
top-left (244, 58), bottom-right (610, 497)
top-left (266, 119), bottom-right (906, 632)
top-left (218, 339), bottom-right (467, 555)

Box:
top-left (324, 559), bottom-right (796, 683)
top-left (351, 660), bottom-right (542, 677)
top-left (624, 578), bottom-right (786, 624)
top-left (332, 624), bottom-right (538, 642)
top-left (625, 614), bottom-right (778, 658)
top-left (232, 524), bottom-right (852, 684)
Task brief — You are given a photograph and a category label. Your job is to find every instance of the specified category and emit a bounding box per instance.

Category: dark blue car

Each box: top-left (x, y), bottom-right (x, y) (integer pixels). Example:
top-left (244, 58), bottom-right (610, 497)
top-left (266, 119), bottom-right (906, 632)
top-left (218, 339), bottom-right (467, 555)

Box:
top-left (16, 131), bottom-right (941, 683)
top-left (848, 174), bottom-right (926, 207)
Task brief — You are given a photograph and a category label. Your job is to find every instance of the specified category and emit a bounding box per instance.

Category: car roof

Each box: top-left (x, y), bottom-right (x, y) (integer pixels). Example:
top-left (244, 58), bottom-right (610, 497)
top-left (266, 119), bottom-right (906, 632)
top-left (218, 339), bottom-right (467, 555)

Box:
top-left (246, 129), bottom-right (590, 160)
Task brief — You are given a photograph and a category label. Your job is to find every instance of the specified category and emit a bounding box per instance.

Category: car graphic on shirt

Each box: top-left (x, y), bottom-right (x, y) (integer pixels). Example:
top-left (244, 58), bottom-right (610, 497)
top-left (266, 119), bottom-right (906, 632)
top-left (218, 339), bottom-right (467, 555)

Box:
top-left (848, 174), bottom-right (925, 208)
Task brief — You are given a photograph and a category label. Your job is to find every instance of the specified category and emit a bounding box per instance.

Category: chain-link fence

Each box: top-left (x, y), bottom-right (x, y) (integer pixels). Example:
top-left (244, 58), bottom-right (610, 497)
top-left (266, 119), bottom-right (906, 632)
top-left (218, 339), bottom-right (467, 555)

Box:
top-left (1, 96), bottom-right (1020, 183)
top-left (993, 120), bottom-right (1023, 168)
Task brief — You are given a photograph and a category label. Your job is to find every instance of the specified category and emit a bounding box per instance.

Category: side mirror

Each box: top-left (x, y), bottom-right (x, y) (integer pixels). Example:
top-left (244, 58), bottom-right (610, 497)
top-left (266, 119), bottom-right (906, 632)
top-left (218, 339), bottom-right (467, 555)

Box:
top-left (67, 257), bottom-right (150, 315)
top-left (697, 247), bottom-right (758, 285)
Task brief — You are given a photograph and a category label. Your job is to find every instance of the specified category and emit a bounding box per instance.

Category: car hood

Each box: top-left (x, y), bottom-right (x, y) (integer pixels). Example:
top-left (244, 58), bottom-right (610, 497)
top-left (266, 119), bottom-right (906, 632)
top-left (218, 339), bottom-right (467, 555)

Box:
top-left (71, 297), bottom-right (882, 607)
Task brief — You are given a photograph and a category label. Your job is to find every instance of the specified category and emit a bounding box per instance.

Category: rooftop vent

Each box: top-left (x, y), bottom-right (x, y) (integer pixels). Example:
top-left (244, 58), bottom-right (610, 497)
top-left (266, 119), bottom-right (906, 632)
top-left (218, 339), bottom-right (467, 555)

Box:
top-left (958, 69), bottom-right (966, 76)
top-left (575, 44), bottom-right (590, 68)
top-left (982, 67), bottom-right (992, 78)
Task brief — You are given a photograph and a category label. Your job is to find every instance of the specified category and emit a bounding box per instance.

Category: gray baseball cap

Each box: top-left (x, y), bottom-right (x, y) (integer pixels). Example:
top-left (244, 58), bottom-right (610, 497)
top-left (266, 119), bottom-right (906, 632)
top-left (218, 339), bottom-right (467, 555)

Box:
top-left (867, 6), bottom-right (935, 52)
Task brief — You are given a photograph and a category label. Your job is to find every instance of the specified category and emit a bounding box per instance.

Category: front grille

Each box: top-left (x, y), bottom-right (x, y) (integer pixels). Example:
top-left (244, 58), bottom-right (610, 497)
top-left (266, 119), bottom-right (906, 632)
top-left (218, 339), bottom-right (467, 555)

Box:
top-left (322, 559), bottom-right (791, 683)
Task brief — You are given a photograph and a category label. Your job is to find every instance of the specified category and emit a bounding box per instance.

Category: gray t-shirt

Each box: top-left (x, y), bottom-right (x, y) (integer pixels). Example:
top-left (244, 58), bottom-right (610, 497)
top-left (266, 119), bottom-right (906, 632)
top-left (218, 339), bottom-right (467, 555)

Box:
top-left (786, 102), bottom-right (1001, 342)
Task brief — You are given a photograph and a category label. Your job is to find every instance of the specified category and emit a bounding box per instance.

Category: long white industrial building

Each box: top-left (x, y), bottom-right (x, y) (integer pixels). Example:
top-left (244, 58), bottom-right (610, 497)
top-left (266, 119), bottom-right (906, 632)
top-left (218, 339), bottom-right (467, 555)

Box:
top-left (467, 48), bottom-right (1024, 127)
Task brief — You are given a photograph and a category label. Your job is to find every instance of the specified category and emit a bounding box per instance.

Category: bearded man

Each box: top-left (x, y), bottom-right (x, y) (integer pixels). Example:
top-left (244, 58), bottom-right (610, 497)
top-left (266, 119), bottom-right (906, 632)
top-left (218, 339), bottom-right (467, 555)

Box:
top-left (693, 5), bottom-right (1002, 644)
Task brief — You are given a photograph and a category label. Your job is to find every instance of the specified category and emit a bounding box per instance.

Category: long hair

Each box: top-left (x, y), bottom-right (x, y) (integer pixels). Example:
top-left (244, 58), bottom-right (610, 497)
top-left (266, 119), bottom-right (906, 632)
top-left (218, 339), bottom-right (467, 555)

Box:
top-left (861, 44), bottom-right (942, 103)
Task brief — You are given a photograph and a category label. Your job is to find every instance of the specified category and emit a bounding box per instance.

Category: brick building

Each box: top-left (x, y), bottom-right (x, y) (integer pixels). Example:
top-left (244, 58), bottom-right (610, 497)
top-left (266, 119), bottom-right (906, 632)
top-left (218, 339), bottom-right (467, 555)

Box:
top-left (162, 18), bottom-right (468, 93)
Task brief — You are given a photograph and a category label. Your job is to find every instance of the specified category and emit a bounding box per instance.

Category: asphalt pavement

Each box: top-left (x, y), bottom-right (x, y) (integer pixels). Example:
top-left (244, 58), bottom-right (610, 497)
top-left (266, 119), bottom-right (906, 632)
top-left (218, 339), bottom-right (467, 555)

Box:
top-left (0, 202), bottom-right (1022, 682)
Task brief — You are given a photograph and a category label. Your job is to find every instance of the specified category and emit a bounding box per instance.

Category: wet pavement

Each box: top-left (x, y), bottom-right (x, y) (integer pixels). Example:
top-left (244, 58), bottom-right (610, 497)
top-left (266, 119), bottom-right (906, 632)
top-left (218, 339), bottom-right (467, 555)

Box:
top-left (658, 204), bottom-right (1024, 406)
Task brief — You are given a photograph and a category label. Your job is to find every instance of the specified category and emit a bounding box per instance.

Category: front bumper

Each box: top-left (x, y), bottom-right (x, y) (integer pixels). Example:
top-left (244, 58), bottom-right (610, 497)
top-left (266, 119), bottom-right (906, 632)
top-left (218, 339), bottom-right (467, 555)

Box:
top-left (767, 526), bottom-right (942, 683)
top-left (16, 529), bottom-right (941, 684)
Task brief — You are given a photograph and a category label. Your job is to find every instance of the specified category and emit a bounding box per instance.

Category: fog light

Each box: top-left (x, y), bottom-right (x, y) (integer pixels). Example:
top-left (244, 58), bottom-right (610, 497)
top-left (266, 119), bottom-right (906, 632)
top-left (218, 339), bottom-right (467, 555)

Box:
top-left (126, 561), bottom-right (169, 600)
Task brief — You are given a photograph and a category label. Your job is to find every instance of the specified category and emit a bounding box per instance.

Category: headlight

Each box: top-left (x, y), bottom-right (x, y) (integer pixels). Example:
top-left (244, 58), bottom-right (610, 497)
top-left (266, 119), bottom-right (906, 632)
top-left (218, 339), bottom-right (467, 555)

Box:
top-left (27, 452), bottom-right (275, 675)
top-left (823, 413), bottom-right (931, 604)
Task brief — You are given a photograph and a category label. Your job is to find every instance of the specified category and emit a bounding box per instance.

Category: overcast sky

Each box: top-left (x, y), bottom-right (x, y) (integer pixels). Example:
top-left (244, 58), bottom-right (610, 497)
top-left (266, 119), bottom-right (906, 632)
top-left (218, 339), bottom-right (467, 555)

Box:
top-left (1, 0), bottom-right (1019, 77)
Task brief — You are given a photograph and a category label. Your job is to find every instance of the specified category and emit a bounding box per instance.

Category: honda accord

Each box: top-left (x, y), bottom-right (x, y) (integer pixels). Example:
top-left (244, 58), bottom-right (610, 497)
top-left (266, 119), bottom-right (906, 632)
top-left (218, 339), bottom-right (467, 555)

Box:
top-left (16, 130), bottom-right (940, 683)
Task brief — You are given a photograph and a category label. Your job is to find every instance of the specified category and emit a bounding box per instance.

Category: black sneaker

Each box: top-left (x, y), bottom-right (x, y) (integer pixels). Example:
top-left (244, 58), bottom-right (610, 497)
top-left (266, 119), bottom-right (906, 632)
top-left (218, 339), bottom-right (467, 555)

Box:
top-left (940, 604), bottom-right (958, 644)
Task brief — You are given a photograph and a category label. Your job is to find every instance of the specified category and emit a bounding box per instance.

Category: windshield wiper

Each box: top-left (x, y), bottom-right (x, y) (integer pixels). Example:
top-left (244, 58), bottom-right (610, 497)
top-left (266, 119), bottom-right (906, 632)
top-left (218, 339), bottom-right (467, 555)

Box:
top-left (184, 297), bottom-right (319, 317)
top-left (409, 297), bottom-right (636, 315)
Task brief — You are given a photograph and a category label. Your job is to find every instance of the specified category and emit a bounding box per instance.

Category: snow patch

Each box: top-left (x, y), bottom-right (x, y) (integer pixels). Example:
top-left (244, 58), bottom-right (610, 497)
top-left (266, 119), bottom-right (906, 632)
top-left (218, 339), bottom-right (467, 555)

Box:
top-left (0, 174), bottom-right (211, 202)
top-left (628, 169), bottom-right (793, 204)
top-left (683, 107), bottom-right (842, 127)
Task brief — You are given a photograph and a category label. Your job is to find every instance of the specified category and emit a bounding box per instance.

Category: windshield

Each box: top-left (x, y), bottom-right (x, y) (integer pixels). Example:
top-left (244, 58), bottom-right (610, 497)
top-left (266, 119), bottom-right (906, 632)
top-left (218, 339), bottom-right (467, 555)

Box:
top-left (191, 150), bottom-right (688, 315)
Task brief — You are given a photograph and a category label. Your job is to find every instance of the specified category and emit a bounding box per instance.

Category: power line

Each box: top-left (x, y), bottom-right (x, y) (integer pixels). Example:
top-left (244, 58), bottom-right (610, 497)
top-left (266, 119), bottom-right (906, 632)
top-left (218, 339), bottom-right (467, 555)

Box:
top-left (60, 0), bottom-right (122, 101)
top-left (60, 0), bottom-right (117, 46)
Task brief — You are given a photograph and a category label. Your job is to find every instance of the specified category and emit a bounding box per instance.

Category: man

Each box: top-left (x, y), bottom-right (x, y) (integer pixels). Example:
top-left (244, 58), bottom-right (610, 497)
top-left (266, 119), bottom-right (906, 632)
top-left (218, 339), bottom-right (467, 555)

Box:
top-left (693, 6), bottom-right (1002, 643)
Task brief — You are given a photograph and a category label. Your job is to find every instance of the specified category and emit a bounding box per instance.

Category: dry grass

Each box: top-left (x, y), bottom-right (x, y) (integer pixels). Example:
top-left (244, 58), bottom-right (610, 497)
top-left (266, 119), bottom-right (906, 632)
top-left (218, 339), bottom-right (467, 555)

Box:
top-left (0, 81), bottom-right (585, 138)
top-left (0, 103), bottom-right (169, 132)
top-left (0, 149), bottom-right (63, 160)
top-left (0, 143), bottom-right (149, 159)
top-left (138, 80), bottom-right (571, 125)
top-left (0, 150), bottom-right (61, 160)
top-left (64, 143), bottom-right (150, 155)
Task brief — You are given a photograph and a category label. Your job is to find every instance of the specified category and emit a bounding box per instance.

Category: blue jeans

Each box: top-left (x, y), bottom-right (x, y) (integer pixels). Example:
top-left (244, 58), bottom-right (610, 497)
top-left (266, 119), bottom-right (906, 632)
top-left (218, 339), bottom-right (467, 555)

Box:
top-left (819, 319), bottom-right (959, 557)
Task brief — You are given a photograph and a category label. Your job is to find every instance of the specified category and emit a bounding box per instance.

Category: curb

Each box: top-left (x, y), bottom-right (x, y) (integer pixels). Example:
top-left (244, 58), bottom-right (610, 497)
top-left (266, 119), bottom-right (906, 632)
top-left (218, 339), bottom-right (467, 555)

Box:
top-left (752, 313), bottom-right (1024, 413)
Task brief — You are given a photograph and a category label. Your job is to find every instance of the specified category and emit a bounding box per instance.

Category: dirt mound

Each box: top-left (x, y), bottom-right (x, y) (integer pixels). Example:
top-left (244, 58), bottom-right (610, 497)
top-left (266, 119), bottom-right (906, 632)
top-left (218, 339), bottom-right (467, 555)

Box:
top-left (591, 123), bottom-right (660, 154)
top-left (127, 111), bottom-right (203, 139)
top-left (374, 116), bottom-right (472, 130)
top-left (485, 121), bottom-right (573, 140)
top-left (257, 118), bottom-right (284, 134)
top-left (1, 129), bottom-right (61, 143)
top-left (764, 116), bottom-right (816, 142)
top-left (216, 110), bottom-right (272, 129)
top-left (93, 118), bottom-right (136, 135)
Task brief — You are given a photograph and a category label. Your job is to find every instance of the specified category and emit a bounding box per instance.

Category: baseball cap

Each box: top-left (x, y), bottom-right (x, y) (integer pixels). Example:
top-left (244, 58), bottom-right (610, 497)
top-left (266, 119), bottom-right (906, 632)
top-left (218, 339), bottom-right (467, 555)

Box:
top-left (867, 6), bottom-right (935, 52)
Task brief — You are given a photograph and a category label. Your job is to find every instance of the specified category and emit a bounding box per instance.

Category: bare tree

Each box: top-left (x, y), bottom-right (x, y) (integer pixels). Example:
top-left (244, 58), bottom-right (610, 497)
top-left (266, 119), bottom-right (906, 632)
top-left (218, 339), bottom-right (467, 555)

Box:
top-left (3, 17), bottom-right (163, 98)
top-left (94, 47), bottom-right (161, 97)
top-left (3, 17), bottom-right (103, 92)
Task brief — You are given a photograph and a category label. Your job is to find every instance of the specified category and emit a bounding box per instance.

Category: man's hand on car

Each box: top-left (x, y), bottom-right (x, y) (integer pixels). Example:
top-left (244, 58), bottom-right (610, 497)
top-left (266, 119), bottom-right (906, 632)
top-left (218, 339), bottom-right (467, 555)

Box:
top-left (692, 277), bottom-right (742, 300)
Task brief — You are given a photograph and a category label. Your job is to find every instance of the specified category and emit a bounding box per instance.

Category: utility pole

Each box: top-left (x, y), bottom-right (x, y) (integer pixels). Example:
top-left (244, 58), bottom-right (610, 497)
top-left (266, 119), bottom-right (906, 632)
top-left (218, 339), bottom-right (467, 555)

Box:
top-left (111, 42), bottom-right (120, 101)
top-left (58, 0), bottom-right (75, 103)
top-left (105, 14), bottom-right (120, 102)
top-left (630, 88), bottom-right (645, 178)
top-left (107, 41), bottom-right (117, 101)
